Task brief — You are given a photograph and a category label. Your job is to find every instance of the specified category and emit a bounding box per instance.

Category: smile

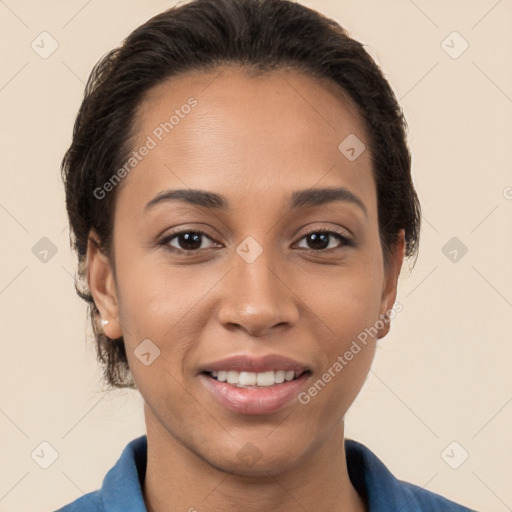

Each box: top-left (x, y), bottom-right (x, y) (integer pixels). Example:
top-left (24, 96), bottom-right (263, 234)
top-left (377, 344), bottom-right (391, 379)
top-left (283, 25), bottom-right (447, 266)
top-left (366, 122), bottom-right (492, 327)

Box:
top-left (207, 369), bottom-right (306, 388)
top-left (200, 370), bottom-right (312, 415)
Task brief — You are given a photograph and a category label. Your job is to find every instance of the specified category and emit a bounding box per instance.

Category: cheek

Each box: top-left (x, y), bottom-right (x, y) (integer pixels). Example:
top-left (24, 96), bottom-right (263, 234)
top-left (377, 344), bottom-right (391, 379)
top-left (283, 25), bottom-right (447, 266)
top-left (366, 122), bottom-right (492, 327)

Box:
top-left (115, 255), bottom-right (211, 338)
top-left (297, 279), bottom-right (380, 426)
top-left (307, 255), bottom-right (384, 337)
top-left (302, 258), bottom-right (383, 399)
top-left (113, 253), bottom-right (231, 399)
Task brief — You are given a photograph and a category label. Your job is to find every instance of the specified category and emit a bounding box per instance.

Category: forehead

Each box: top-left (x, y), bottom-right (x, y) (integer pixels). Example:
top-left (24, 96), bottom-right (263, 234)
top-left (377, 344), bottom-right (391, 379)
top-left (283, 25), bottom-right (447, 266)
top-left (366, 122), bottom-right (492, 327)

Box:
top-left (118, 65), bottom-right (375, 216)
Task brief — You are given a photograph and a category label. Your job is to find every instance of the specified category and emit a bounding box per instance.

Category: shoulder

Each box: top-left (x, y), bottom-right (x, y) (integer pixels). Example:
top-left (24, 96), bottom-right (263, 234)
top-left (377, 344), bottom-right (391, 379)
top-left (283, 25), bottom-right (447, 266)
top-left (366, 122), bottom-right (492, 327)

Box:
top-left (345, 439), bottom-right (478, 512)
top-left (52, 435), bottom-right (148, 512)
top-left (391, 478), bottom-right (477, 511)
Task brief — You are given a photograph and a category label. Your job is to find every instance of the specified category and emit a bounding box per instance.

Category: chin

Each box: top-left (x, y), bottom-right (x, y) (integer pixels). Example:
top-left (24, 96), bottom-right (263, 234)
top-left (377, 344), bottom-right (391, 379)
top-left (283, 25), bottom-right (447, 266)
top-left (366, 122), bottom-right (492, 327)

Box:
top-left (198, 436), bottom-right (310, 477)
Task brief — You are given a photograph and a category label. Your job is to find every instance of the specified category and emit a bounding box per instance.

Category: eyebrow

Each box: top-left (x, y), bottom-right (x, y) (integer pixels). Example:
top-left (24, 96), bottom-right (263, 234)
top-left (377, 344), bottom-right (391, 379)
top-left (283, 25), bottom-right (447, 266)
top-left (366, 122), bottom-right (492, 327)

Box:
top-left (144, 186), bottom-right (367, 217)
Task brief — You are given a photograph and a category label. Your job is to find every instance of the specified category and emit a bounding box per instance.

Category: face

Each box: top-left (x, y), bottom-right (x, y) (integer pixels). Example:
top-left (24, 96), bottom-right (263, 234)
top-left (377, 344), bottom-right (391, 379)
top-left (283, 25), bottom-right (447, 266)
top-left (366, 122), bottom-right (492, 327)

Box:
top-left (89, 66), bottom-right (404, 475)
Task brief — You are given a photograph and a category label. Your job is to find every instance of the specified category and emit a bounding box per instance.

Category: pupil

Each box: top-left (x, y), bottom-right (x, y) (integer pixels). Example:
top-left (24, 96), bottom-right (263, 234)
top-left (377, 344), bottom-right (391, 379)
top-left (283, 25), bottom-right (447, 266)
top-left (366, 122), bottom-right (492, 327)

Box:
top-left (180, 232), bottom-right (201, 250)
top-left (308, 232), bottom-right (329, 250)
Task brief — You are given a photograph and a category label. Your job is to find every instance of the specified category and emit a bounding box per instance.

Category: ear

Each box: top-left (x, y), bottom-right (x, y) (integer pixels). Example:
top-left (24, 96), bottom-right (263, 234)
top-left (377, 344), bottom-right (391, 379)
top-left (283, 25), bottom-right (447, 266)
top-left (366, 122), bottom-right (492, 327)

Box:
top-left (87, 231), bottom-right (123, 339)
top-left (376, 229), bottom-right (405, 339)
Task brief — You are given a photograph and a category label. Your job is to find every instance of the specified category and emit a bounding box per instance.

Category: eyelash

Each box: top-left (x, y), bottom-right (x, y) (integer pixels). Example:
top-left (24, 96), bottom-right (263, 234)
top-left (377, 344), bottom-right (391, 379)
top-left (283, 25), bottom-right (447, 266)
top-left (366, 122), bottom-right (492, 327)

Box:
top-left (159, 228), bottom-right (353, 255)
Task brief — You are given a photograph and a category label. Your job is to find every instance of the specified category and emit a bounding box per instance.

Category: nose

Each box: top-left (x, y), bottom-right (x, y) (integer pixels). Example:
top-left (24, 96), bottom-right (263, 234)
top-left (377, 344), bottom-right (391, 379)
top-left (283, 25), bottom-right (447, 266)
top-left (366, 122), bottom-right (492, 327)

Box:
top-left (216, 243), bottom-right (299, 337)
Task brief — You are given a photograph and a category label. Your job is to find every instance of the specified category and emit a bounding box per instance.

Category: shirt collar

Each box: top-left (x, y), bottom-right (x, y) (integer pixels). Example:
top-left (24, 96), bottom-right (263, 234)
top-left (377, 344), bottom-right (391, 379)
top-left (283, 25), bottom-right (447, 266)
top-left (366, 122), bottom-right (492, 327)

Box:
top-left (345, 438), bottom-right (417, 510)
top-left (98, 435), bottom-right (435, 511)
top-left (101, 435), bottom-right (148, 512)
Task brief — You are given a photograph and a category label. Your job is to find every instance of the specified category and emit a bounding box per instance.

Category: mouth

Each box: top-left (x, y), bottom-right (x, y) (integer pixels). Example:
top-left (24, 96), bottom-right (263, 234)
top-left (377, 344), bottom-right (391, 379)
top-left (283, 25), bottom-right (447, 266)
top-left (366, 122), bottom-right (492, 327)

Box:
top-left (199, 370), bottom-right (312, 414)
top-left (198, 354), bottom-right (313, 415)
top-left (202, 369), bottom-right (311, 388)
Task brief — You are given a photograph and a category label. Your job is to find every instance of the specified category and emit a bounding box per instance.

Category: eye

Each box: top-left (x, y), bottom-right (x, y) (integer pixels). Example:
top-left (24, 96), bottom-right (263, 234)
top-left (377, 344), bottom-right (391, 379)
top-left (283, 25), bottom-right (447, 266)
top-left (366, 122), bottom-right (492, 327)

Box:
top-left (294, 229), bottom-right (352, 251)
top-left (160, 230), bottom-right (218, 252)
top-left (159, 228), bottom-right (352, 254)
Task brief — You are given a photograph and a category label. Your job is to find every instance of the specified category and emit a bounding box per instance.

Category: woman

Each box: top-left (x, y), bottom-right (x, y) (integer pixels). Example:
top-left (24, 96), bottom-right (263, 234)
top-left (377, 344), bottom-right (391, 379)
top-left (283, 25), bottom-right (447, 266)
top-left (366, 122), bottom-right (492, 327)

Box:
top-left (56, 0), bottom-right (477, 510)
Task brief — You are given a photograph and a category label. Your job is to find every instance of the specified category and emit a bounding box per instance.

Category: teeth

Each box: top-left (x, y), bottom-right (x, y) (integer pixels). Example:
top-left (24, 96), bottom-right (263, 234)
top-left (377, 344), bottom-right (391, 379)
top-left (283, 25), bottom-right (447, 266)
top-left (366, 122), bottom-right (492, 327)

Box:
top-left (256, 371), bottom-right (274, 386)
top-left (209, 369), bottom-right (304, 387)
top-left (227, 371), bottom-right (238, 384)
top-left (239, 371), bottom-right (257, 386)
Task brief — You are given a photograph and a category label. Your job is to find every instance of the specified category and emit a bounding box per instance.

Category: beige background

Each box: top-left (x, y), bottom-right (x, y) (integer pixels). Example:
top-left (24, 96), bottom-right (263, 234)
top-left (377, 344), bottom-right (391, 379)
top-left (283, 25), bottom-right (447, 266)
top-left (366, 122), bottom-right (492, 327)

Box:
top-left (1, 0), bottom-right (511, 511)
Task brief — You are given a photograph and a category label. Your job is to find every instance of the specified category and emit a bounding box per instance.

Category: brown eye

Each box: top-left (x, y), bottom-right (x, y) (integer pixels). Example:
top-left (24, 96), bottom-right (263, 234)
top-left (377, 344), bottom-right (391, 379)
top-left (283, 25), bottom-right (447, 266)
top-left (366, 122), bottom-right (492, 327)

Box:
top-left (162, 231), bottom-right (217, 252)
top-left (295, 230), bottom-right (351, 251)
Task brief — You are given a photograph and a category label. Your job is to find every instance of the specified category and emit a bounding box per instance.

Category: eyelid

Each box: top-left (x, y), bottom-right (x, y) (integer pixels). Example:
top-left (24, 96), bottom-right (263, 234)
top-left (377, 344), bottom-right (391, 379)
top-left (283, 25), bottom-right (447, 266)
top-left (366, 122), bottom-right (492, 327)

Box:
top-left (293, 227), bottom-right (353, 250)
top-left (157, 222), bottom-right (223, 242)
top-left (159, 228), bottom-right (221, 251)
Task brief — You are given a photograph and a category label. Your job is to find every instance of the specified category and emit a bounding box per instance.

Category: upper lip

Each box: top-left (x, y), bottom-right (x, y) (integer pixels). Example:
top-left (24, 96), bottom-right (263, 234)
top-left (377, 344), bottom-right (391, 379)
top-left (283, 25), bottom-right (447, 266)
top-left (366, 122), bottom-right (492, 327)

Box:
top-left (200, 354), bottom-right (311, 374)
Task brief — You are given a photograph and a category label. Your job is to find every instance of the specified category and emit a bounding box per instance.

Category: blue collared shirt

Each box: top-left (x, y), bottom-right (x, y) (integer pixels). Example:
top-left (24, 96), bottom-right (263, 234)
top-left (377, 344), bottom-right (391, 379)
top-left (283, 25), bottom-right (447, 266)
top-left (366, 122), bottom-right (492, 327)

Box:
top-left (54, 435), bottom-right (477, 511)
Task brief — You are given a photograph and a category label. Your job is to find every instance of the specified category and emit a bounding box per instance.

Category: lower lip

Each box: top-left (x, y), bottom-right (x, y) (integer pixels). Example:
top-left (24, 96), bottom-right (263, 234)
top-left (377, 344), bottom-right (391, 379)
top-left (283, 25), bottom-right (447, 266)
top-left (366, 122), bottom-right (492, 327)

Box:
top-left (199, 372), bottom-right (311, 415)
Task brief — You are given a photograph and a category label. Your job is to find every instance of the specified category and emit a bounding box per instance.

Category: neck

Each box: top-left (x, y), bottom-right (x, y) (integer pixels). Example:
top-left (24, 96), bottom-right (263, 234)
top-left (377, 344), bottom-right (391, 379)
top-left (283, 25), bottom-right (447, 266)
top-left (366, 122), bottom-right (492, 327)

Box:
top-left (142, 405), bottom-right (366, 512)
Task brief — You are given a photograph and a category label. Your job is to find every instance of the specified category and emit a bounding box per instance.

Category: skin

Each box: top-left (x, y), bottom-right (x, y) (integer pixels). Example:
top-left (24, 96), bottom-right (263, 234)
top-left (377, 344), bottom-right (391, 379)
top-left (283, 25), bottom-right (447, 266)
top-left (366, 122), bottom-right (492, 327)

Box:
top-left (88, 66), bottom-right (405, 512)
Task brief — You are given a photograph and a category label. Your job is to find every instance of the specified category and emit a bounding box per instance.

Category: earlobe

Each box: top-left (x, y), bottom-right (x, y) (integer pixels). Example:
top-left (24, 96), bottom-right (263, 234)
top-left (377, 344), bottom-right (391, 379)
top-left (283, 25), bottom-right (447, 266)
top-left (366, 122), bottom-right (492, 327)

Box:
top-left (377, 229), bottom-right (405, 339)
top-left (86, 231), bottom-right (123, 339)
